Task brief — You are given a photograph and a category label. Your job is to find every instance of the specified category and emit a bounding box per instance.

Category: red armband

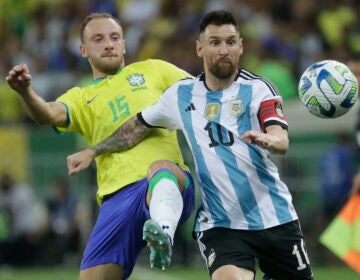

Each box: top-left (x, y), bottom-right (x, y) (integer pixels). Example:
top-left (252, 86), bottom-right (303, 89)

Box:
top-left (258, 99), bottom-right (288, 132)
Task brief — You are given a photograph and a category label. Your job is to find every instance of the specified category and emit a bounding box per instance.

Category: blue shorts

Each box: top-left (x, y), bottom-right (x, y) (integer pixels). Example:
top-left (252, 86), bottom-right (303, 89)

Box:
top-left (80, 171), bottom-right (195, 279)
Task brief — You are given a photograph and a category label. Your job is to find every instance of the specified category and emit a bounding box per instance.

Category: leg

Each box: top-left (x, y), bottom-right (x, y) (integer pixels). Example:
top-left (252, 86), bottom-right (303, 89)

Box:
top-left (257, 221), bottom-right (314, 280)
top-left (144, 160), bottom-right (194, 270)
top-left (196, 228), bottom-right (256, 280)
top-left (79, 264), bottom-right (123, 280)
top-left (146, 159), bottom-right (188, 199)
top-left (80, 181), bottom-right (153, 279)
top-left (212, 265), bottom-right (254, 280)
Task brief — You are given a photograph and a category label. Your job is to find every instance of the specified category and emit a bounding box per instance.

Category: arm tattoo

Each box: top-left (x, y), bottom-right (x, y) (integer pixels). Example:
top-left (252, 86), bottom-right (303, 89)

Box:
top-left (90, 116), bottom-right (150, 157)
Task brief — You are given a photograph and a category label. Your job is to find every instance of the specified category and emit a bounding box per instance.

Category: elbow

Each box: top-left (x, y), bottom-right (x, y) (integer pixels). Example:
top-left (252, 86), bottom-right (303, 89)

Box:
top-left (277, 146), bottom-right (288, 155)
top-left (34, 117), bottom-right (55, 126)
top-left (28, 115), bottom-right (48, 125)
top-left (269, 137), bottom-right (289, 155)
top-left (35, 114), bottom-right (67, 127)
top-left (35, 118), bottom-right (50, 125)
top-left (270, 146), bottom-right (288, 155)
top-left (278, 138), bottom-right (289, 154)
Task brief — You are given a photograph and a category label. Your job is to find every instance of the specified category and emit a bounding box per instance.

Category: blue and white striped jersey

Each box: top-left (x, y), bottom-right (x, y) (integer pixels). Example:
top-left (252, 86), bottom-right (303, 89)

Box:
top-left (141, 69), bottom-right (298, 232)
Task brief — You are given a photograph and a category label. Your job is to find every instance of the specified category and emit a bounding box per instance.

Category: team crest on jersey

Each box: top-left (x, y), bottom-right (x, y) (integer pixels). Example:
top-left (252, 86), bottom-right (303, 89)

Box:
top-left (205, 103), bottom-right (220, 120)
top-left (207, 248), bottom-right (216, 268)
top-left (127, 74), bottom-right (145, 86)
top-left (275, 102), bottom-right (284, 118)
top-left (229, 99), bottom-right (243, 116)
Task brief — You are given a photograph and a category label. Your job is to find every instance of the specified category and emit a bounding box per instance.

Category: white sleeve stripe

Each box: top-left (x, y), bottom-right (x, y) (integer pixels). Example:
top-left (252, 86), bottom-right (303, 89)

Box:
top-left (239, 70), bottom-right (280, 97)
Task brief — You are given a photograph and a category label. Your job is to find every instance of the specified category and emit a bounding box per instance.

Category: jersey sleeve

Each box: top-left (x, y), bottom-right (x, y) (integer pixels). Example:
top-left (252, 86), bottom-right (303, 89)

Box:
top-left (54, 87), bottom-right (84, 133)
top-left (255, 79), bottom-right (288, 132)
top-left (140, 84), bottom-right (180, 131)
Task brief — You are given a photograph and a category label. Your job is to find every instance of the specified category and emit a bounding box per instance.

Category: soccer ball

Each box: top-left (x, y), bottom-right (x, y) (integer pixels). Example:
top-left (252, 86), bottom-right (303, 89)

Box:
top-left (298, 60), bottom-right (358, 118)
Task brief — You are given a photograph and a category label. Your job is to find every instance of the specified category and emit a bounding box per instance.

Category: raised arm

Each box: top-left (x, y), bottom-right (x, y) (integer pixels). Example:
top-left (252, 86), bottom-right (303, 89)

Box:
top-left (6, 63), bottom-right (68, 126)
top-left (67, 114), bottom-right (151, 176)
top-left (241, 125), bottom-right (289, 154)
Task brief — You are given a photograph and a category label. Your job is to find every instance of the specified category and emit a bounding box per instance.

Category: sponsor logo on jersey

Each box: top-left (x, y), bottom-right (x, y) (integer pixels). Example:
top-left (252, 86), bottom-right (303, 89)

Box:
top-left (127, 74), bottom-right (145, 86)
top-left (229, 99), bottom-right (243, 116)
top-left (185, 103), bottom-right (196, 112)
top-left (206, 103), bottom-right (220, 120)
top-left (86, 92), bottom-right (102, 104)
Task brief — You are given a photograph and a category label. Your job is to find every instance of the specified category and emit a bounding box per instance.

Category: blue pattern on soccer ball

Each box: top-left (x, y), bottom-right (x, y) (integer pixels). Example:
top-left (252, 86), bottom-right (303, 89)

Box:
top-left (308, 61), bottom-right (327, 71)
top-left (341, 90), bottom-right (357, 108)
top-left (316, 69), bottom-right (336, 117)
top-left (299, 76), bottom-right (312, 96)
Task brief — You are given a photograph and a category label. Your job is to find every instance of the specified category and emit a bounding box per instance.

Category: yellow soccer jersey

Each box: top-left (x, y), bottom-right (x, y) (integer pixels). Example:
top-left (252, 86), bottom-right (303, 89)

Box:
top-left (56, 59), bottom-right (192, 204)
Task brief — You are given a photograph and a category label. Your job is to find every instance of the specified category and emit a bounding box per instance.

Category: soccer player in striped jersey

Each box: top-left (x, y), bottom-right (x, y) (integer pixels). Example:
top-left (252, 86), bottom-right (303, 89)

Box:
top-left (65, 10), bottom-right (314, 280)
top-left (6, 13), bottom-right (195, 280)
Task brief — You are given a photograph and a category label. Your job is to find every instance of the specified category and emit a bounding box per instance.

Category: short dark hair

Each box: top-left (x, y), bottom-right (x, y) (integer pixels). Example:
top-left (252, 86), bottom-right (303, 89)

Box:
top-left (199, 10), bottom-right (238, 34)
top-left (80, 13), bottom-right (122, 43)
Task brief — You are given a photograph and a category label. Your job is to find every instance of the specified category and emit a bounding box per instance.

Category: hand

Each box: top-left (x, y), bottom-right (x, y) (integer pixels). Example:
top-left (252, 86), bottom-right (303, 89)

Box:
top-left (67, 149), bottom-right (96, 176)
top-left (241, 130), bottom-right (269, 149)
top-left (5, 63), bottom-right (32, 95)
top-left (241, 126), bottom-right (289, 154)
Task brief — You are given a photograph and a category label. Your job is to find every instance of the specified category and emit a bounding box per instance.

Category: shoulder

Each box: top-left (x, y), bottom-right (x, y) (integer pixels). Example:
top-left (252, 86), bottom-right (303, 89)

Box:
top-left (124, 59), bottom-right (186, 76)
top-left (125, 59), bottom-right (177, 70)
top-left (168, 76), bottom-right (195, 89)
top-left (238, 68), bottom-right (280, 97)
top-left (59, 86), bottom-right (84, 98)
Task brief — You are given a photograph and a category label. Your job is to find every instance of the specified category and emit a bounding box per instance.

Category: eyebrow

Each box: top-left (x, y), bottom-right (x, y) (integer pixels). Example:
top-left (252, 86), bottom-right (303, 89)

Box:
top-left (207, 34), bottom-right (238, 40)
top-left (90, 31), bottom-right (122, 38)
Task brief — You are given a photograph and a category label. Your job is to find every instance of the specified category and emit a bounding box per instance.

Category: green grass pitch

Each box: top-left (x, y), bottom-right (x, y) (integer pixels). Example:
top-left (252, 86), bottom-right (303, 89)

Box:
top-left (0, 265), bottom-right (358, 280)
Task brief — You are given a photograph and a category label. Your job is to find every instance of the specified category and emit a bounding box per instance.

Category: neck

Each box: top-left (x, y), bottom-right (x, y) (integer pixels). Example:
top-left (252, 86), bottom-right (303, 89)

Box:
top-left (92, 68), bottom-right (122, 80)
top-left (92, 69), bottom-right (107, 80)
top-left (205, 70), bottom-right (238, 91)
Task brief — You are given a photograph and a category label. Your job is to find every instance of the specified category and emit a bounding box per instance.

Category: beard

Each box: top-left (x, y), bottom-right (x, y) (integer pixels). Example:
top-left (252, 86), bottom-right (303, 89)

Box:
top-left (90, 56), bottom-right (123, 75)
top-left (208, 60), bottom-right (236, 79)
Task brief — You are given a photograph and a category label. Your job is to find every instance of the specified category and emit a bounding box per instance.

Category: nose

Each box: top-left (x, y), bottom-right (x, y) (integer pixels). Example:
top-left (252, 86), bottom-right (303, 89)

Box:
top-left (219, 43), bottom-right (229, 55)
top-left (105, 38), bottom-right (114, 50)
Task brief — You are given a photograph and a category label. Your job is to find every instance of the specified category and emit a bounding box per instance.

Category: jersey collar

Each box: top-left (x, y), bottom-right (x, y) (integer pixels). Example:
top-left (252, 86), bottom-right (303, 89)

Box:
top-left (200, 69), bottom-right (241, 90)
top-left (91, 67), bottom-right (124, 85)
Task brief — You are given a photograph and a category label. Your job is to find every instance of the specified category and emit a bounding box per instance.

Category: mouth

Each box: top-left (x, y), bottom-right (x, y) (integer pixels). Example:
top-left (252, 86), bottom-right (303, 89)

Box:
top-left (217, 58), bottom-right (232, 64)
top-left (102, 54), bottom-right (117, 58)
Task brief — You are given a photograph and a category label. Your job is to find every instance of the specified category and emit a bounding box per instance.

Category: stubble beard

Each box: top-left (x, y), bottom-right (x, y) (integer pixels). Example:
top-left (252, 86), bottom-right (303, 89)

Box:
top-left (91, 56), bottom-right (123, 75)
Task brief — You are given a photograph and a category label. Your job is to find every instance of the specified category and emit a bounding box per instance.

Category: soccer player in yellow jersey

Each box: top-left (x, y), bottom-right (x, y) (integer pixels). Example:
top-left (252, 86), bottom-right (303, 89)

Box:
top-left (6, 13), bottom-right (195, 280)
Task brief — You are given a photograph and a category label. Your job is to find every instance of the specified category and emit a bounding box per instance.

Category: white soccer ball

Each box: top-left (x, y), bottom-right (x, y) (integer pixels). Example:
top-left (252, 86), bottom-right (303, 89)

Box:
top-left (298, 60), bottom-right (358, 118)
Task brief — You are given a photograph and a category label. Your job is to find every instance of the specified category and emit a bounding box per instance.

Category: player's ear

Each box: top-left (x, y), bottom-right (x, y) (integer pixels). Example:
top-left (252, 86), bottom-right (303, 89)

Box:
top-left (239, 38), bottom-right (243, 56)
top-left (80, 44), bottom-right (88, 58)
top-left (196, 40), bottom-right (203, 58)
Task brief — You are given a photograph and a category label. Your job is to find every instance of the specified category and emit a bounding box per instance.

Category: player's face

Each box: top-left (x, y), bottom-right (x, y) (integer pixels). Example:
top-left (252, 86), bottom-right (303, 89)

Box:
top-left (80, 18), bottom-right (125, 77)
top-left (197, 24), bottom-right (243, 79)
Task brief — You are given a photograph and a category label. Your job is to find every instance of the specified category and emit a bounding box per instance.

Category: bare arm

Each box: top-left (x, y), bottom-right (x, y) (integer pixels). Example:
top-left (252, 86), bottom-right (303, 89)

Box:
top-left (67, 115), bottom-right (151, 175)
top-left (241, 125), bottom-right (289, 154)
top-left (6, 63), bottom-right (68, 126)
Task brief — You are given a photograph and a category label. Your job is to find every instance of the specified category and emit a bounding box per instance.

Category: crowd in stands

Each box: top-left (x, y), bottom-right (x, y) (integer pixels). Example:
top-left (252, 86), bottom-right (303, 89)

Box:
top-left (0, 172), bottom-right (91, 266)
top-left (1, 0), bottom-right (360, 123)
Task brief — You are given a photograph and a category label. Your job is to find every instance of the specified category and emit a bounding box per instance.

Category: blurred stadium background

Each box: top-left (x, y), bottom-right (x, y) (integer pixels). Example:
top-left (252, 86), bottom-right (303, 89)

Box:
top-left (0, 0), bottom-right (360, 279)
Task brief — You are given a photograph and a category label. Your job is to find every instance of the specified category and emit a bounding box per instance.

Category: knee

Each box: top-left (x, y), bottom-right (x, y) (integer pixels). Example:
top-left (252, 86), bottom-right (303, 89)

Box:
top-left (147, 160), bottom-right (173, 176)
top-left (147, 160), bottom-right (187, 191)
